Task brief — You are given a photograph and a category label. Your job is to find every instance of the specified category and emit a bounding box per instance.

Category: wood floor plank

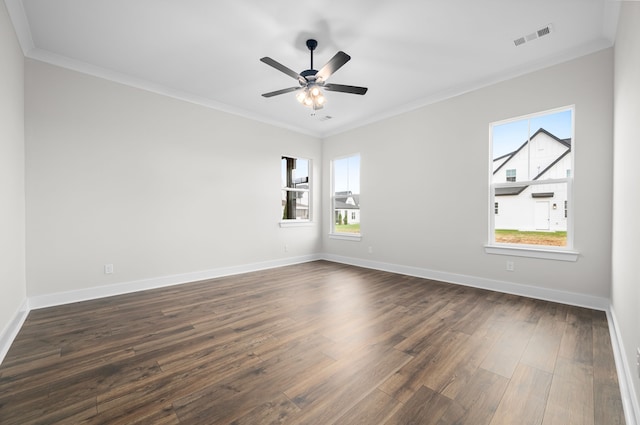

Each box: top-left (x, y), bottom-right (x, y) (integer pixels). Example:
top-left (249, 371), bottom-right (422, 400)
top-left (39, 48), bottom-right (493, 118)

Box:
top-left (489, 364), bottom-right (552, 425)
top-left (558, 308), bottom-right (594, 365)
top-left (592, 320), bottom-right (625, 425)
top-left (437, 368), bottom-right (509, 425)
top-left (379, 329), bottom-right (468, 403)
top-left (284, 346), bottom-right (412, 425)
top-left (333, 388), bottom-right (402, 425)
top-left (480, 319), bottom-right (536, 379)
top-left (541, 356), bottom-right (594, 425)
top-left (520, 312), bottom-right (566, 373)
top-left (383, 385), bottom-right (452, 425)
top-left (0, 261), bottom-right (625, 424)
top-left (228, 393), bottom-right (300, 425)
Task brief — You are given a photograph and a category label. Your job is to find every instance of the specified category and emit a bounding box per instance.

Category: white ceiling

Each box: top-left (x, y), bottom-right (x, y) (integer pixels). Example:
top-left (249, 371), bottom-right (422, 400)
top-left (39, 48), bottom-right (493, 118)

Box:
top-left (5, 0), bottom-right (619, 137)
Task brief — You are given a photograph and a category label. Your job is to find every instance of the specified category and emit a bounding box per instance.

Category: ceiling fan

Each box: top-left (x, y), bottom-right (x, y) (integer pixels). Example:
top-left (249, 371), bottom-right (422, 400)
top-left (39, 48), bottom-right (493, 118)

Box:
top-left (260, 39), bottom-right (368, 110)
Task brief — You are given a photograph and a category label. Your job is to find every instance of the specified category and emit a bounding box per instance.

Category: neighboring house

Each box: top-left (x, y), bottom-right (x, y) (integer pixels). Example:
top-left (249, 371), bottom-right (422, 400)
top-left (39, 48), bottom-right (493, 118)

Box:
top-left (493, 128), bottom-right (571, 232)
top-left (334, 191), bottom-right (361, 224)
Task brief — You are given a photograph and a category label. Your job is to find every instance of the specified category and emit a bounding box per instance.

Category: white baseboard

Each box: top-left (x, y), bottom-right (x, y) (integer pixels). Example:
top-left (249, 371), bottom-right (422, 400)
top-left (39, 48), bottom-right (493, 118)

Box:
top-left (29, 254), bottom-right (322, 310)
top-left (0, 298), bottom-right (29, 365)
top-left (608, 306), bottom-right (639, 425)
top-left (321, 253), bottom-right (610, 311)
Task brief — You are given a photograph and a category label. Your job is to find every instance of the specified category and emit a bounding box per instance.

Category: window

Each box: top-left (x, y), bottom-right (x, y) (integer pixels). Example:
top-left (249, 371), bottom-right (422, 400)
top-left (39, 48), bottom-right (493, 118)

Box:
top-left (489, 107), bottom-right (574, 254)
top-left (331, 154), bottom-right (360, 236)
top-left (281, 156), bottom-right (310, 221)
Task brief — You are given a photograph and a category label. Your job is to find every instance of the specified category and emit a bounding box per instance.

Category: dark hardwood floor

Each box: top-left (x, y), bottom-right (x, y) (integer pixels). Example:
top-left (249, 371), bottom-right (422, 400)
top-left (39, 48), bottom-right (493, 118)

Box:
top-left (0, 261), bottom-right (625, 424)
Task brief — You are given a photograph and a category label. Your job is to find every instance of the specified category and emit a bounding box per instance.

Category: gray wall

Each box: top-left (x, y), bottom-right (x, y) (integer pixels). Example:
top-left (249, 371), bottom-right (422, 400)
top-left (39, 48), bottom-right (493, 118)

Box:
top-left (0, 1), bottom-right (26, 343)
top-left (322, 48), bottom-right (613, 299)
top-left (612, 1), bottom-right (640, 415)
top-left (25, 60), bottom-right (322, 296)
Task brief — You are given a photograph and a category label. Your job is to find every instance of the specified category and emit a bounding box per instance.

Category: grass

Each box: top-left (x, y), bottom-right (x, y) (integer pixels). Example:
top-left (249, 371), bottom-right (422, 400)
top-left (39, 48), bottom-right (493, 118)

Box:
top-left (495, 229), bottom-right (567, 246)
top-left (334, 223), bottom-right (361, 234)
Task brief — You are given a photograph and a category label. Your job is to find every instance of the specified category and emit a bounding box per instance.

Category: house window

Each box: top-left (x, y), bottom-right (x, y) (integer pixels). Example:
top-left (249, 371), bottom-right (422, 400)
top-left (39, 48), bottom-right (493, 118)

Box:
top-left (281, 156), bottom-right (310, 221)
top-left (490, 106), bottom-right (574, 249)
top-left (331, 154), bottom-right (360, 236)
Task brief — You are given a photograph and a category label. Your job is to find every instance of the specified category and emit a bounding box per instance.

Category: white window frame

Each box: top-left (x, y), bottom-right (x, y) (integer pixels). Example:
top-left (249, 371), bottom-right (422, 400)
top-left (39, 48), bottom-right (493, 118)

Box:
top-left (485, 106), bottom-right (579, 262)
top-left (280, 155), bottom-right (312, 228)
top-left (330, 153), bottom-right (361, 241)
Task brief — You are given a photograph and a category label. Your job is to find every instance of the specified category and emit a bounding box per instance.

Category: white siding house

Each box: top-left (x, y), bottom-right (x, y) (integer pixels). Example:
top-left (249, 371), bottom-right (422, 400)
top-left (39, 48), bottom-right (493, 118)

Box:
top-left (334, 191), bottom-right (361, 225)
top-left (493, 129), bottom-right (571, 232)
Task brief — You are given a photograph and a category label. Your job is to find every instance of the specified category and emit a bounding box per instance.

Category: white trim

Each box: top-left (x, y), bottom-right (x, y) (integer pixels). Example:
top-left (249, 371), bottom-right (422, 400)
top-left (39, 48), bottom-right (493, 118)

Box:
top-left (321, 253), bottom-right (607, 310)
top-left (279, 221), bottom-right (314, 228)
top-left (3, 0), bottom-right (34, 55)
top-left (484, 245), bottom-right (579, 262)
top-left (0, 297), bottom-right (29, 365)
top-left (328, 233), bottom-right (362, 242)
top-left (608, 306), bottom-right (640, 425)
top-left (29, 254), bottom-right (321, 310)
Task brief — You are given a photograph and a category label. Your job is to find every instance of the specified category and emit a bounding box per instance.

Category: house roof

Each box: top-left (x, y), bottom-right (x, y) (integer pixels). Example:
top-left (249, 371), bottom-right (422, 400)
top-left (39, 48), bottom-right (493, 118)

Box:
top-left (532, 149), bottom-right (571, 181)
top-left (334, 192), bottom-right (360, 210)
top-left (493, 127), bottom-right (571, 175)
top-left (495, 186), bottom-right (528, 196)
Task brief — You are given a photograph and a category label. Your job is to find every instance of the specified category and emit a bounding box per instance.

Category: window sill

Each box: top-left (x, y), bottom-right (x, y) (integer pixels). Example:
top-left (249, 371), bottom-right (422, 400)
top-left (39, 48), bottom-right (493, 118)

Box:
top-left (329, 233), bottom-right (362, 242)
top-left (279, 221), bottom-right (314, 228)
top-left (484, 244), bottom-right (579, 262)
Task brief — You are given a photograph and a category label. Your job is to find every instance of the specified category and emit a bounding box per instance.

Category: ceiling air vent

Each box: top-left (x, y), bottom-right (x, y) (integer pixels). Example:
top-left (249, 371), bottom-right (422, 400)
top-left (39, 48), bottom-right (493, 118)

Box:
top-left (513, 37), bottom-right (526, 47)
top-left (317, 115), bottom-right (333, 122)
top-left (537, 25), bottom-right (552, 37)
top-left (513, 23), bottom-right (553, 47)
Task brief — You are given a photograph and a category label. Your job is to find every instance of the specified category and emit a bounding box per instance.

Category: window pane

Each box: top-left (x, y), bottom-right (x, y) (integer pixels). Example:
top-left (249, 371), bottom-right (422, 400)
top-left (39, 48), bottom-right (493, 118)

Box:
top-left (492, 110), bottom-right (572, 183)
top-left (281, 190), bottom-right (309, 220)
top-left (281, 156), bottom-right (310, 220)
top-left (494, 182), bottom-right (568, 247)
top-left (492, 120), bottom-right (528, 182)
top-left (332, 155), bottom-right (360, 234)
top-left (528, 110), bottom-right (572, 180)
top-left (281, 157), bottom-right (309, 189)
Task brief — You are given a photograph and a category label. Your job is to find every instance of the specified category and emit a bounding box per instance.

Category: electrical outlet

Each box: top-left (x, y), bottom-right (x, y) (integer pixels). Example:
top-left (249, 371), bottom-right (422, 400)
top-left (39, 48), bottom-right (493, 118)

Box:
top-left (506, 261), bottom-right (515, 272)
top-left (104, 264), bottom-right (114, 274)
top-left (368, 246), bottom-right (373, 254)
top-left (284, 244), bottom-right (288, 252)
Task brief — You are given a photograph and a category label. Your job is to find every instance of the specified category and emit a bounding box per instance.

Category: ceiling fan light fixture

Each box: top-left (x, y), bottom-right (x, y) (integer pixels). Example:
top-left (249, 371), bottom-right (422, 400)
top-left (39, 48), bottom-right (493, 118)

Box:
top-left (296, 90), bottom-right (307, 104)
top-left (297, 85), bottom-right (325, 110)
top-left (304, 96), bottom-right (313, 107)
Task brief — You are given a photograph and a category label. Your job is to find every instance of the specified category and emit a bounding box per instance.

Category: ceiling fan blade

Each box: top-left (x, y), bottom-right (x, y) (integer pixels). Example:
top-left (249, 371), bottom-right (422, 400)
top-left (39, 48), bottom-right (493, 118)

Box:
top-left (261, 87), bottom-right (300, 98)
top-left (324, 84), bottom-right (368, 95)
top-left (316, 51), bottom-right (351, 81)
top-left (260, 57), bottom-right (301, 81)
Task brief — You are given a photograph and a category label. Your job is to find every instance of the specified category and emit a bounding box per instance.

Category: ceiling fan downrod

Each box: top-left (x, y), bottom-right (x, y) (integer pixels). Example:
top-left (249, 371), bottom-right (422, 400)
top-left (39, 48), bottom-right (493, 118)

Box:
top-left (306, 39), bottom-right (318, 70)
